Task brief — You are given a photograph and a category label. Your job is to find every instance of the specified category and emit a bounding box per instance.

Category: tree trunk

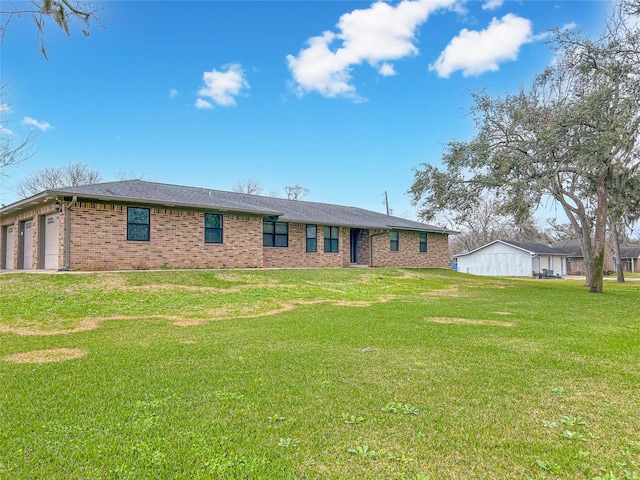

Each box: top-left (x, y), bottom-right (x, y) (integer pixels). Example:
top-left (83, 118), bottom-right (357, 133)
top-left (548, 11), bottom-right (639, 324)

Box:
top-left (611, 222), bottom-right (625, 283)
top-left (580, 233), bottom-right (593, 288)
top-left (589, 177), bottom-right (609, 293)
top-left (561, 202), bottom-right (593, 287)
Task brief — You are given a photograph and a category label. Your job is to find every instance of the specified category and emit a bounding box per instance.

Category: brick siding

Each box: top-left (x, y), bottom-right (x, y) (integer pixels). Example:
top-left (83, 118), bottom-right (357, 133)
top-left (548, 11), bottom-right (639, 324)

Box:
top-left (2, 202), bottom-right (452, 271)
top-left (370, 230), bottom-right (449, 268)
top-left (69, 203), bottom-right (264, 270)
top-left (263, 223), bottom-right (344, 268)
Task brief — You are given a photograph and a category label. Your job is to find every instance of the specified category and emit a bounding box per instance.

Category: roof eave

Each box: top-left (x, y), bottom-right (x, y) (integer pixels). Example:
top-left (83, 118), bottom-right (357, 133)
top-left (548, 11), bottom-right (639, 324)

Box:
top-left (386, 224), bottom-right (458, 235)
top-left (279, 217), bottom-right (455, 233)
top-left (0, 191), bottom-right (55, 216)
top-left (1, 189), bottom-right (284, 218)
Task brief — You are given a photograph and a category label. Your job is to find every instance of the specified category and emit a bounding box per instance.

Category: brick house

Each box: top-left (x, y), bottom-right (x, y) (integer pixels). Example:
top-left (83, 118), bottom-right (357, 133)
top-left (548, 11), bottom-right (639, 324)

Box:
top-left (1, 180), bottom-right (454, 271)
top-left (553, 239), bottom-right (640, 274)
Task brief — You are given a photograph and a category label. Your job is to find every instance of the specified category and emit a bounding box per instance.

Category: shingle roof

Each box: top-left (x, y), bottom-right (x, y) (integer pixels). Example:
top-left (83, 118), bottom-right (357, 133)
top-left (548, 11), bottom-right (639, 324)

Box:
top-left (620, 245), bottom-right (640, 258)
top-left (501, 239), bottom-right (566, 255)
top-left (2, 179), bottom-right (454, 234)
top-left (552, 239), bottom-right (583, 256)
top-left (455, 239), bottom-right (566, 257)
top-left (553, 240), bottom-right (640, 259)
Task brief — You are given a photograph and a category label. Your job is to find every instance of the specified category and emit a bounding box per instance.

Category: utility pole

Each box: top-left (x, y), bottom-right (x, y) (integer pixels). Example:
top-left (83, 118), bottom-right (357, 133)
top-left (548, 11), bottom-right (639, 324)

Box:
top-left (384, 191), bottom-right (389, 215)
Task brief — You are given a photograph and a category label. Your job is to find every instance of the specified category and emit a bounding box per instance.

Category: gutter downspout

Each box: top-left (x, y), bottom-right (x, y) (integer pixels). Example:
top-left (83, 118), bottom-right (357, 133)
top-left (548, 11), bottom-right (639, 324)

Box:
top-left (369, 230), bottom-right (389, 267)
top-left (61, 196), bottom-right (77, 271)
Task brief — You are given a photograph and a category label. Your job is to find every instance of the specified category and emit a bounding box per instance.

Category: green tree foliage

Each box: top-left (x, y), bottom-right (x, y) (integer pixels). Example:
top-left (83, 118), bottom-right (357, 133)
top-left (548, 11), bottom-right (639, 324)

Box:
top-left (409, 2), bottom-right (640, 293)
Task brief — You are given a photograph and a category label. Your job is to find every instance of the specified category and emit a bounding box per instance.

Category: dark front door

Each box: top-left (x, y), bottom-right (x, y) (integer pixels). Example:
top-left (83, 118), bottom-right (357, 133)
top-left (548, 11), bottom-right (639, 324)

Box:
top-left (350, 229), bottom-right (360, 264)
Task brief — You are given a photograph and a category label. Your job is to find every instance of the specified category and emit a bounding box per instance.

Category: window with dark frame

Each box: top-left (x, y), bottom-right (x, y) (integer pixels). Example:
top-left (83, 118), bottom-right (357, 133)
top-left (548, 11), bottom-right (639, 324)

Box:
top-left (419, 233), bottom-right (428, 252)
top-left (390, 231), bottom-right (399, 251)
top-left (205, 213), bottom-right (223, 244)
top-left (306, 225), bottom-right (317, 252)
top-left (127, 207), bottom-right (150, 241)
top-left (324, 225), bottom-right (339, 253)
top-left (263, 219), bottom-right (289, 247)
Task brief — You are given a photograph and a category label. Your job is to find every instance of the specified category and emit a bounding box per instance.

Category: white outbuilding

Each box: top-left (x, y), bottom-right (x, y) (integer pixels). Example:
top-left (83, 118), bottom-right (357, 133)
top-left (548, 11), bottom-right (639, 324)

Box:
top-left (453, 240), bottom-right (566, 277)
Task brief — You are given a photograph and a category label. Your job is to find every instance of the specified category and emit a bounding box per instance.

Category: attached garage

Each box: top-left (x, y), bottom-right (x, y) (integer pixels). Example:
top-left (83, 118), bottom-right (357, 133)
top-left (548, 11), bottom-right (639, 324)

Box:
top-left (2, 225), bottom-right (15, 270)
top-left (1, 179), bottom-right (455, 271)
top-left (19, 220), bottom-right (34, 270)
top-left (41, 213), bottom-right (60, 269)
top-left (454, 240), bottom-right (566, 277)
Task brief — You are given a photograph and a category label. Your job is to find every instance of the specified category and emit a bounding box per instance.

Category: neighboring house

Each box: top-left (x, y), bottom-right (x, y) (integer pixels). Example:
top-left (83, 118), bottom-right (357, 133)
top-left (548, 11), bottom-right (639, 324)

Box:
top-left (0, 179), bottom-right (454, 271)
top-left (553, 239), bottom-right (639, 274)
top-left (453, 239), bottom-right (566, 277)
top-left (552, 239), bottom-right (588, 275)
top-left (619, 245), bottom-right (640, 273)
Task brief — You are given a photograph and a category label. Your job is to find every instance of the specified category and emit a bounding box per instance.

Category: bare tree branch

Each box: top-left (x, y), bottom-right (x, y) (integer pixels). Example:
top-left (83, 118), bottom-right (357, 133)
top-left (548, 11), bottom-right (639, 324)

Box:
top-left (16, 161), bottom-right (102, 198)
top-left (1, 0), bottom-right (103, 59)
top-left (0, 84), bottom-right (38, 177)
top-left (284, 185), bottom-right (309, 201)
top-left (232, 179), bottom-right (263, 195)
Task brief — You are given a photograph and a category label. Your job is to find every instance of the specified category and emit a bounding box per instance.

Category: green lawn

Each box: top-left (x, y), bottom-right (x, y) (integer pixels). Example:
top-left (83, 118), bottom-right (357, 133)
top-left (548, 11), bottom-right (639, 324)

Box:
top-left (1, 269), bottom-right (639, 479)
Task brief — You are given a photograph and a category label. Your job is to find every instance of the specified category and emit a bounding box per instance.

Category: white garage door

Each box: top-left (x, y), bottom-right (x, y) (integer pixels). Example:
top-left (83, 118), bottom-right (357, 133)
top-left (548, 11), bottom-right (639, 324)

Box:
top-left (4, 226), bottom-right (15, 270)
top-left (22, 220), bottom-right (33, 270)
top-left (44, 214), bottom-right (60, 269)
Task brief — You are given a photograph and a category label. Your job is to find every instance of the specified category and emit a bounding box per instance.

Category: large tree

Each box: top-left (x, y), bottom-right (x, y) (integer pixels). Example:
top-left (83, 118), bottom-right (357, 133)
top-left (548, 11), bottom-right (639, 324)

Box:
top-left (409, 3), bottom-right (640, 293)
top-left (16, 162), bottom-right (102, 198)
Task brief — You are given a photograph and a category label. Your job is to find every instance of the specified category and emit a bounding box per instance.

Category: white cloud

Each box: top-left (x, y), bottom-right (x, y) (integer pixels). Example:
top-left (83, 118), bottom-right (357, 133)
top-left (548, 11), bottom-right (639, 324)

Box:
top-left (21, 116), bottom-right (51, 131)
top-left (0, 103), bottom-right (11, 114)
top-left (482, 0), bottom-right (503, 10)
top-left (430, 13), bottom-right (533, 78)
top-left (0, 125), bottom-right (13, 136)
top-left (169, 88), bottom-right (178, 99)
top-left (287, 0), bottom-right (457, 100)
top-left (378, 63), bottom-right (396, 76)
top-left (196, 63), bottom-right (249, 107)
top-left (195, 98), bottom-right (213, 110)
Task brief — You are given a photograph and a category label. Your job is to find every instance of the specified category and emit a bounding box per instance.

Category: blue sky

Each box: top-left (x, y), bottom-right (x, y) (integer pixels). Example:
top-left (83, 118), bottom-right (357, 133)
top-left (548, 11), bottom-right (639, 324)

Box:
top-left (1, 0), bottom-right (608, 222)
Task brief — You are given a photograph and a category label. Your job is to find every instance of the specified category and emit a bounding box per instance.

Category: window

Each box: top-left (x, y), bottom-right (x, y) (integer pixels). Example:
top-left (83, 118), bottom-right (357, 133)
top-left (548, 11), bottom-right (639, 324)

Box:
top-left (127, 207), bottom-right (150, 241)
top-left (205, 213), bottom-right (223, 244)
top-left (263, 220), bottom-right (288, 247)
top-left (324, 225), bottom-right (339, 253)
top-left (419, 233), bottom-right (428, 252)
top-left (306, 225), bottom-right (317, 252)
top-left (390, 231), bottom-right (399, 251)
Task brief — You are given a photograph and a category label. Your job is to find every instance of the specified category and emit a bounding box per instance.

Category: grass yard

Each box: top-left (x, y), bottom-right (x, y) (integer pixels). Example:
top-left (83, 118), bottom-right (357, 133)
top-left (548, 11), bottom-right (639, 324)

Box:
top-left (1, 268), bottom-right (639, 479)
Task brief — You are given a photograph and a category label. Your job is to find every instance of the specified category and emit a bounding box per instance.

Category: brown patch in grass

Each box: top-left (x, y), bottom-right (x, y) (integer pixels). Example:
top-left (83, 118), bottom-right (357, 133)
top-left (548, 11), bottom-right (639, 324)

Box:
top-left (1, 315), bottom-right (195, 336)
top-left (0, 295), bottom-right (401, 336)
top-left (172, 319), bottom-right (207, 327)
top-left (492, 311), bottom-right (513, 315)
top-left (97, 274), bottom-right (128, 290)
top-left (3, 348), bottom-right (88, 364)
top-left (424, 285), bottom-right (461, 297)
top-left (428, 317), bottom-right (513, 327)
top-left (397, 270), bottom-right (423, 279)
